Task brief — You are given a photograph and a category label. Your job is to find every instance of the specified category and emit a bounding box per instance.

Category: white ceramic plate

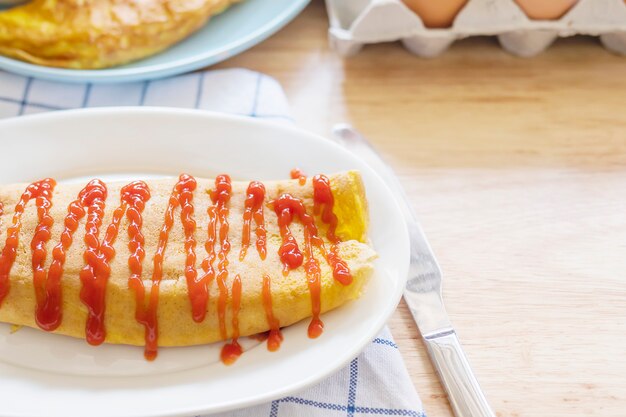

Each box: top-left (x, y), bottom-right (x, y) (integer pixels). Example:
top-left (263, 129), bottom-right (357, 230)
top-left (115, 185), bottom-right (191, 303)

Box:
top-left (0, 108), bottom-right (409, 417)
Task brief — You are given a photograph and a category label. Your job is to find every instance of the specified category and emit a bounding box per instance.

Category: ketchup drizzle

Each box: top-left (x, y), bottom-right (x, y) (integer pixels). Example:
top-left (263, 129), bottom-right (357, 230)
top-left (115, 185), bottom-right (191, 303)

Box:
top-left (220, 274), bottom-right (242, 365)
top-left (142, 174), bottom-right (197, 360)
top-left (312, 175), bottom-right (338, 241)
top-left (272, 193), bottom-right (327, 337)
top-left (290, 168), bottom-right (307, 186)
top-left (273, 194), bottom-right (304, 275)
top-left (303, 225), bottom-right (323, 338)
top-left (30, 182), bottom-right (57, 330)
top-left (0, 179), bottom-right (56, 307)
top-left (36, 181), bottom-right (112, 331)
top-left (78, 179), bottom-right (121, 346)
top-left (121, 182), bottom-right (152, 352)
top-left (194, 204), bottom-right (216, 323)
top-left (176, 177), bottom-right (199, 322)
top-left (211, 175), bottom-right (232, 340)
top-left (239, 181), bottom-right (266, 261)
top-left (262, 274), bottom-right (283, 351)
top-left (313, 175), bottom-right (352, 285)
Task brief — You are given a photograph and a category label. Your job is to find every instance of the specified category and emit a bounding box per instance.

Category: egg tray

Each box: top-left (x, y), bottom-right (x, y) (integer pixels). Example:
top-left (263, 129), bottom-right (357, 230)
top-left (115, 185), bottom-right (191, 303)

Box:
top-left (326, 0), bottom-right (626, 57)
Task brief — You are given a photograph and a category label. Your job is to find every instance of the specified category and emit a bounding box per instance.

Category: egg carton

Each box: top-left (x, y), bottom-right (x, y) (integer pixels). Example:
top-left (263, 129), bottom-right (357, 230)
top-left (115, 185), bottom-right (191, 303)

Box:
top-left (326, 0), bottom-right (626, 57)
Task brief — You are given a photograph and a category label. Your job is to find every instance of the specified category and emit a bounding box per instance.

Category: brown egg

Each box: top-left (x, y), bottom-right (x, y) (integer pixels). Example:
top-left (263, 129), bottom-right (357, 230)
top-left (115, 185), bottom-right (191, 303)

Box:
top-left (401, 0), bottom-right (469, 28)
top-left (514, 0), bottom-right (579, 20)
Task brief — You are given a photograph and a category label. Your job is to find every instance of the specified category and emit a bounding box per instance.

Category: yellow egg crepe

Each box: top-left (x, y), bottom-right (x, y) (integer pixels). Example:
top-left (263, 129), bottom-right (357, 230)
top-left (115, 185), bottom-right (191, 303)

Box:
top-left (0, 171), bottom-right (376, 360)
top-left (0, 0), bottom-right (241, 69)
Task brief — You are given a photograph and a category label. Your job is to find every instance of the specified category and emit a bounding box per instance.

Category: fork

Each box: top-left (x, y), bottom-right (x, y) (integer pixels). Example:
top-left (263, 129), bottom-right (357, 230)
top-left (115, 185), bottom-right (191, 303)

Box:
top-left (332, 124), bottom-right (495, 417)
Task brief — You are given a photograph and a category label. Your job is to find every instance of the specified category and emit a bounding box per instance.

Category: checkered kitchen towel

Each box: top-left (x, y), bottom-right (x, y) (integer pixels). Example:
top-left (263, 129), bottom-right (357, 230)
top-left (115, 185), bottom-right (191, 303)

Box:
top-left (0, 68), bottom-right (425, 417)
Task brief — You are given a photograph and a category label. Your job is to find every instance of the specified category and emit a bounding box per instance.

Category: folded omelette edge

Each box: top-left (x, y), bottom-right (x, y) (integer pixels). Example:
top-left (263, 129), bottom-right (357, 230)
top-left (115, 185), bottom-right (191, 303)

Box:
top-left (0, 0), bottom-right (243, 69)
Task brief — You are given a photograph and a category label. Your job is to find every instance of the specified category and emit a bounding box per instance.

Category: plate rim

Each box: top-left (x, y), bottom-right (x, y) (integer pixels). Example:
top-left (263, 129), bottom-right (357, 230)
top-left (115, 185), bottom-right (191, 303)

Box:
top-left (0, 107), bottom-right (410, 416)
top-left (0, 0), bottom-right (310, 84)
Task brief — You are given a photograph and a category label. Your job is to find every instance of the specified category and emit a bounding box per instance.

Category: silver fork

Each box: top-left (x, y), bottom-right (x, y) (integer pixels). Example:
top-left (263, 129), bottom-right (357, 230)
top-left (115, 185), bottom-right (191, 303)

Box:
top-left (332, 124), bottom-right (495, 417)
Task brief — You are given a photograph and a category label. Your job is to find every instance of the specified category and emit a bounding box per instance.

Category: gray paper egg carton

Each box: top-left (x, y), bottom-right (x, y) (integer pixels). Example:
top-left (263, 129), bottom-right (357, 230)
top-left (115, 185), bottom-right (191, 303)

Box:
top-left (326, 0), bottom-right (626, 57)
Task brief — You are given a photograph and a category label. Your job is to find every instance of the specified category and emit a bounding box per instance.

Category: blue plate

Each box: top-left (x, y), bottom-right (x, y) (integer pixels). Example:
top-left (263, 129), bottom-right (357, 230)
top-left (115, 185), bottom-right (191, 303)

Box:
top-left (0, 0), bottom-right (309, 84)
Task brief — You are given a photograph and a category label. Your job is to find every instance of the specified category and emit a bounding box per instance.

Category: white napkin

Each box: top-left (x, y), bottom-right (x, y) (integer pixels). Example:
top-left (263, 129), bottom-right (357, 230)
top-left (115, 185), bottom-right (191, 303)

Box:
top-left (0, 68), bottom-right (425, 417)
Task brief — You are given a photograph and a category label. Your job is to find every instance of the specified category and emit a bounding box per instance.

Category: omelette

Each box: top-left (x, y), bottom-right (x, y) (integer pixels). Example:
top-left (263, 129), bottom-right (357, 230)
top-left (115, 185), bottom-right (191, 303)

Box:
top-left (0, 0), bottom-right (241, 69)
top-left (0, 171), bottom-right (376, 361)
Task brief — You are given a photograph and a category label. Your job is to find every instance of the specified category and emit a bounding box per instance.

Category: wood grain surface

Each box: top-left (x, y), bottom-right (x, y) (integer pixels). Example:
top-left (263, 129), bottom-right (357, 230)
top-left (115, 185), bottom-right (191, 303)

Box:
top-left (215, 1), bottom-right (626, 415)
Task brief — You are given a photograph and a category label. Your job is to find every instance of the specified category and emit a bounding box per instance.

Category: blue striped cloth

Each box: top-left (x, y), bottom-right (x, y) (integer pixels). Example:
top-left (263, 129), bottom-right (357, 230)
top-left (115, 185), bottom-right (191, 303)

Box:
top-left (0, 68), bottom-right (425, 417)
top-left (0, 69), bottom-right (292, 121)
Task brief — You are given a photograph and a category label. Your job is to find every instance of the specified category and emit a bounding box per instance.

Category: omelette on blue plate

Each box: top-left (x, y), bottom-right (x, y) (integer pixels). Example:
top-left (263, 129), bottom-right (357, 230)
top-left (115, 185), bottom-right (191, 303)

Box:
top-left (0, 0), bottom-right (241, 69)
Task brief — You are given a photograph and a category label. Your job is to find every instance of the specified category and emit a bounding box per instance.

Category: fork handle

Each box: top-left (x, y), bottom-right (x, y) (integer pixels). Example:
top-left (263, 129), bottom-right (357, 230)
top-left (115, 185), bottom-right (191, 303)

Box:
top-left (424, 329), bottom-right (495, 417)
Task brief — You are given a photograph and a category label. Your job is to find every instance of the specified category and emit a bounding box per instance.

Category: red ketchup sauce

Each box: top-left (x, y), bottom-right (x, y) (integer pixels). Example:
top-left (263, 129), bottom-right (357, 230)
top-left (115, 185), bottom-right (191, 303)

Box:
top-left (290, 168), bottom-right (307, 186)
top-left (77, 179), bottom-right (114, 346)
top-left (273, 194), bottom-right (304, 275)
top-left (312, 175), bottom-right (352, 285)
top-left (141, 174), bottom-right (197, 360)
top-left (262, 274), bottom-right (283, 351)
top-left (121, 182), bottom-right (152, 354)
top-left (239, 181), bottom-right (266, 261)
top-left (211, 175), bottom-right (232, 341)
top-left (220, 274), bottom-right (242, 365)
top-left (195, 197), bottom-right (218, 323)
top-left (272, 193), bottom-right (327, 338)
top-left (36, 180), bottom-right (120, 331)
top-left (0, 179), bottom-right (56, 306)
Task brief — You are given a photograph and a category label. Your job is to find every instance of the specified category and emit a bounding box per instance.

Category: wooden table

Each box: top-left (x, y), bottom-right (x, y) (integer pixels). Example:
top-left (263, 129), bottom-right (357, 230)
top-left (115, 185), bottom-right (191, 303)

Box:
top-left (216, 1), bottom-right (626, 416)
